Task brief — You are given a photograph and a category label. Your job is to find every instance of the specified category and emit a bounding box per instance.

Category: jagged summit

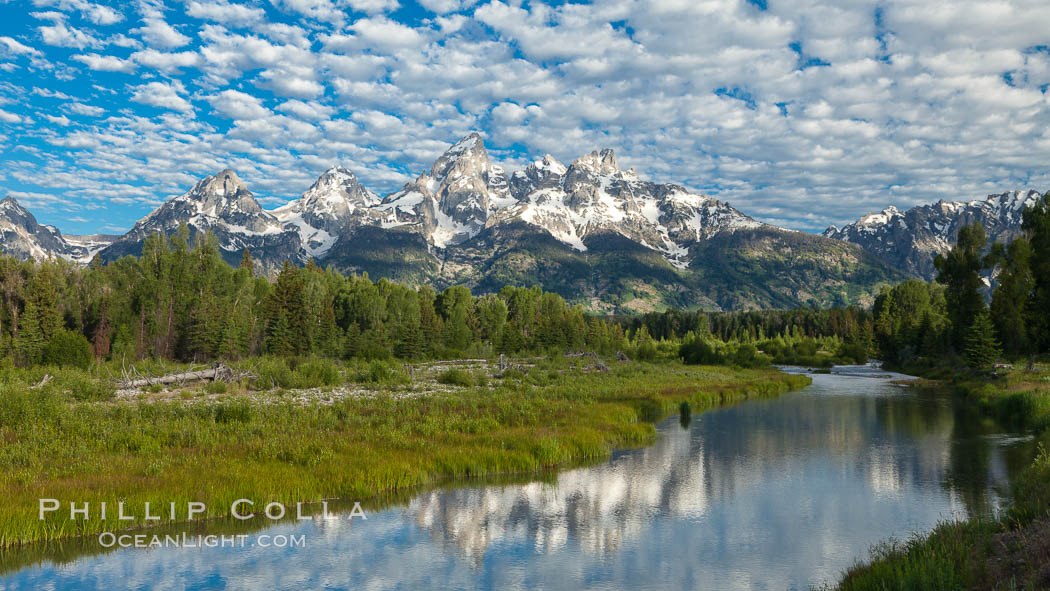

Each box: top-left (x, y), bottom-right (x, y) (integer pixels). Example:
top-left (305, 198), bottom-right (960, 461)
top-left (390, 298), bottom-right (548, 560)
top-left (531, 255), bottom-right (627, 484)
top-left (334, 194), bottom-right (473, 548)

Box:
top-left (0, 196), bottom-right (101, 262)
top-left (274, 166), bottom-right (385, 257)
top-left (824, 189), bottom-right (1043, 279)
top-left (2, 134), bottom-right (912, 311)
top-left (572, 148), bottom-right (620, 174)
top-left (195, 168), bottom-right (248, 197)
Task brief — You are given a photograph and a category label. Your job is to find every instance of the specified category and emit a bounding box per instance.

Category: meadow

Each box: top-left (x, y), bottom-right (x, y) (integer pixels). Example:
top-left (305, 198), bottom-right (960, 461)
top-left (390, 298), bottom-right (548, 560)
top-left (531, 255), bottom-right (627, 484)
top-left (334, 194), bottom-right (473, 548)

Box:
top-left (0, 355), bottom-right (810, 549)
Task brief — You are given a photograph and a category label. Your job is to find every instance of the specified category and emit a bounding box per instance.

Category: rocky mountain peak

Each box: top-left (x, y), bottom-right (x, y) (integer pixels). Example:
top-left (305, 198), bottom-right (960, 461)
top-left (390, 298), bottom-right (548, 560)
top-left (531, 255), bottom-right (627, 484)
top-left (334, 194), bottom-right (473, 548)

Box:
top-left (0, 196), bottom-right (32, 223)
top-left (304, 166), bottom-right (377, 207)
top-left (571, 149), bottom-right (620, 175)
top-left (195, 169), bottom-right (249, 198)
top-left (824, 188), bottom-right (1044, 279)
top-left (429, 133), bottom-right (490, 182)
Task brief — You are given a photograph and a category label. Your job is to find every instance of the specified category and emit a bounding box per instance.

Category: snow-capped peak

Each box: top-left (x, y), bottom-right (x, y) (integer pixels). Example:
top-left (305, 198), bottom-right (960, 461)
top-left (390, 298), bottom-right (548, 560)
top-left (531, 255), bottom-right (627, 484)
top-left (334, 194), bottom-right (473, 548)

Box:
top-left (824, 188), bottom-right (1045, 279)
top-left (571, 149), bottom-right (620, 175)
top-left (273, 166), bottom-right (386, 257)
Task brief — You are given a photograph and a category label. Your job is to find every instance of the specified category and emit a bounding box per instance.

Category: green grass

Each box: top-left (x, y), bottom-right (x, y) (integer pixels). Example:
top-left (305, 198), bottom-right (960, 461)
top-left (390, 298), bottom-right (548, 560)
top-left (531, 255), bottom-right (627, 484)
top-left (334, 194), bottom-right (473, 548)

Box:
top-left (838, 365), bottom-right (1050, 590)
top-left (0, 358), bottom-right (809, 549)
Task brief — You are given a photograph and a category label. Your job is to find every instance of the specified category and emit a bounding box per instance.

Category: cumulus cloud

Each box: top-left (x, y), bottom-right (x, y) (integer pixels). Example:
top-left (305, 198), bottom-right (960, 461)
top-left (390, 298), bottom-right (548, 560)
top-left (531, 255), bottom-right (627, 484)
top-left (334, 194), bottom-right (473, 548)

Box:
top-left (185, 0), bottom-right (265, 26)
top-left (207, 89), bottom-right (271, 119)
top-left (0, 109), bottom-right (28, 124)
top-left (133, 17), bottom-right (191, 49)
top-left (30, 0), bottom-right (124, 25)
top-left (72, 52), bottom-right (136, 72)
top-left (131, 48), bottom-right (200, 73)
top-left (43, 113), bottom-right (72, 126)
top-left (64, 101), bottom-right (104, 116)
top-left (37, 16), bottom-right (103, 49)
top-left (0, 36), bottom-right (43, 56)
top-left (5, 0), bottom-right (1050, 233)
top-left (131, 81), bottom-right (194, 113)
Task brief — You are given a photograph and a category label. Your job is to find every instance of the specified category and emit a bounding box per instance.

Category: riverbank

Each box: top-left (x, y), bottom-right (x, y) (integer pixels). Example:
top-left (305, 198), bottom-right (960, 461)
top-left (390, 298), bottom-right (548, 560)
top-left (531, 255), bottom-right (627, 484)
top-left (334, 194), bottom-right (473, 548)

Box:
top-left (0, 357), bottom-right (809, 549)
top-left (838, 364), bottom-right (1050, 590)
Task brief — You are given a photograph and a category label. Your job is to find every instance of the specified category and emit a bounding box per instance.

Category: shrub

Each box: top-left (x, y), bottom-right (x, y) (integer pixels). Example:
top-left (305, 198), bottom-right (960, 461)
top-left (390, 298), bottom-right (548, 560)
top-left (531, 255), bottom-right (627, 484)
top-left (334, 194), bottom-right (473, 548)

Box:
top-left (254, 357), bottom-right (295, 389)
top-left (41, 329), bottom-right (93, 369)
top-left (437, 368), bottom-right (474, 387)
top-left (356, 360), bottom-right (409, 385)
top-left (679, 337), bottom-right (724, 365)
top-left (205, 381), bottom-right (228, 394)
top-left (50, 369), bottom-right (116, 401)
top-left (295, 358), bottom-right (341, 388)
top-left (731, 343), bottom-right (768, 368)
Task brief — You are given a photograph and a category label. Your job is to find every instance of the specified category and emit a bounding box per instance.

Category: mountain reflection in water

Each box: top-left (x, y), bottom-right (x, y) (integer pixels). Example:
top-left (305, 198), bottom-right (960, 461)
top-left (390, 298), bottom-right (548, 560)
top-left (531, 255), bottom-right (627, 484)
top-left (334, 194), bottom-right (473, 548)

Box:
top-left (0, 370), bottom-right (1036, 591)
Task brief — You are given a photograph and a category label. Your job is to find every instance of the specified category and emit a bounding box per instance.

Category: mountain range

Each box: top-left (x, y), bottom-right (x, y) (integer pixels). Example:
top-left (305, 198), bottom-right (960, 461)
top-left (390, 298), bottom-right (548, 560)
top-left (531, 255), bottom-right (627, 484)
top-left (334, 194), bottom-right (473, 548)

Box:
top-left (823, 190), bottom-right (1042, 280)
top-left (3, 133), bottom-right (1039, 312)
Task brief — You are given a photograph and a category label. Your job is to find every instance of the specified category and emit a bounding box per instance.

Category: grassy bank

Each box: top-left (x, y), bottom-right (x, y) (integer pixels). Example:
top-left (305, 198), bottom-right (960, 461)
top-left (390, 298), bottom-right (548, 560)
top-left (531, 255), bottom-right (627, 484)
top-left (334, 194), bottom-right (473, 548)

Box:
top-left (838, 365), bottom-right (1050, 590)
top-left (0, 356), bottom-right (809, 549)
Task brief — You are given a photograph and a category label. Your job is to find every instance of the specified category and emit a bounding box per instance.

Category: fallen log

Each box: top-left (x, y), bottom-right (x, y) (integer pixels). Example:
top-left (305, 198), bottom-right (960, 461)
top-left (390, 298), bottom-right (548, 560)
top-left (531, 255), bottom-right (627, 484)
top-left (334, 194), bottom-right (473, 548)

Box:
top-left (30, 374), bottom-right (53, 389)
top-left (123, 363), bottom-right (243, 389)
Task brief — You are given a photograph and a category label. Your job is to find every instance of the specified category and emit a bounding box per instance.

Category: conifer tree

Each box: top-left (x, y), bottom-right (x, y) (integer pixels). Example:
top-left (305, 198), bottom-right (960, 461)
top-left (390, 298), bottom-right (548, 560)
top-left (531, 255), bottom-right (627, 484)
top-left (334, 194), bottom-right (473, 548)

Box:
top-left (16, 302), bottom-right (44, 366)
top-left (1022, 192), bottom-right (1050, 352)
top-left (986, 238), bottom-right (1033, 357)
top-left (964, 311), bottom-right (1000, 369)
top-left (934, 223), bottom-right (988, 350)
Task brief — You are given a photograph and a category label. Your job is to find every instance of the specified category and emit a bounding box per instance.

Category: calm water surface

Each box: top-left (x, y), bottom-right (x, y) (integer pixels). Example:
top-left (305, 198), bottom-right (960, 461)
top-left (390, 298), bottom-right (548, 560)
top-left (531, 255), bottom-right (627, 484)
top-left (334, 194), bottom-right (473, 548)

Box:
top-left (0, 367), bottom-right (1037, 590)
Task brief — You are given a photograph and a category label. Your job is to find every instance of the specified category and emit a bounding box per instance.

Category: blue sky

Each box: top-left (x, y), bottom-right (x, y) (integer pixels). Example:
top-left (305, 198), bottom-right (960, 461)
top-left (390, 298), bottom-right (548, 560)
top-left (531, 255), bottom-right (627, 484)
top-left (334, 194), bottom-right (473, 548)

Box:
top-left (1, 0), bottom-right (1049, 235)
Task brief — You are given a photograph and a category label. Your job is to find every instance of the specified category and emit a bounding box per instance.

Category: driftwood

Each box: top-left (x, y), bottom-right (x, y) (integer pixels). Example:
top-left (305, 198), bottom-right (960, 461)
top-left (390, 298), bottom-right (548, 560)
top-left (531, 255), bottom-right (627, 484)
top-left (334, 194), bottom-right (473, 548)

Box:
top-left (122, 362), bottom-right (249, 389)
top-left (566, 350), bottom-right (600, 360)
top-left (30, 374), bottom-right (53, 389)
top-left (616, 351), bottom-right (631, 363)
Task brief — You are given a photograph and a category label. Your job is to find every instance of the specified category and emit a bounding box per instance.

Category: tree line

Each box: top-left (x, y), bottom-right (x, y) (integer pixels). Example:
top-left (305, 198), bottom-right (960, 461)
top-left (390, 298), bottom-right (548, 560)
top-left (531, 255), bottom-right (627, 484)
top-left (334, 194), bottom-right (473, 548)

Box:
top-left (869, 192), bottom-right (1050, 369)
top-left (0, 226), bottom-right (635, 368)
top-left (4, 192), bottom-right (1047, 371)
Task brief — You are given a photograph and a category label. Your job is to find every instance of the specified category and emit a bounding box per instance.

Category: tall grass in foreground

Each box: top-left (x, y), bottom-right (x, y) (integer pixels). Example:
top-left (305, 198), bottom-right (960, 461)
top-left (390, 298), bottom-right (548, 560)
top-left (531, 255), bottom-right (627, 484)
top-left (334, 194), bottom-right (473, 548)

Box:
top-left (0, 360), bottom-right (809, 549)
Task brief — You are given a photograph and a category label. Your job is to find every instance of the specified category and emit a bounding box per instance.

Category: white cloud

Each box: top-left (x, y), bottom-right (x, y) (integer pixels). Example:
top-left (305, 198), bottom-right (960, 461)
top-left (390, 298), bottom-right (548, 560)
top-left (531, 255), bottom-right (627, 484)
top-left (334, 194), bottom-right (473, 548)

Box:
top-left (38, 20), bottom-right (102, 49)
top-left (86, 4), bottom-right (123, 25)
top-left (0, 109), bottom-right (27, 124)
top-left (418, 0), bottom-right (474, 14)
top-left (65, 101), bottom-right (104, 116)
top-left (7, 0), bottom-right (1050, 233)
top-left (185, 0), bottom-right (265, 26)
top-left (276, 99), bottom-right (334, 120)
top-left (131, 81), bottom-right (194, 113)
top-left (0, 36), bottom-right (43, 56)
top-left (30, 0), bottom-right (124, 25)
top-left (272, 0), bottom-right (346, 25)
top-left (207, 89), bottom-right (271, 119)
top-left (72, 52), bottom-right (136, 73)
top-left (348, 0), bottom-right (400, 13)
top-left (133, 17), bottom-right (191, 49)
top-left (131, 48), bottom-right (200, 73)
top-left (332, 17), bottom-right (426, 51)
top-left (44, 113), bottom-right (73, 126)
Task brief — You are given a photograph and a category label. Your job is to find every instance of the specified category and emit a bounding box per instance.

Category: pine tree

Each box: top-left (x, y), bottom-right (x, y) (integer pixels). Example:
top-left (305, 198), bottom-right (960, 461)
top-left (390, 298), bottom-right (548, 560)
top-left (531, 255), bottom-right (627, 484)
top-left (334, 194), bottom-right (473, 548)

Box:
top-left (987, 238), bottom-right (1033, 357)
top-left (239, 248), bottom-right (254, 271)
top-left (16, 302), bottom-right (44, 366)
top-left (964, 312), bottom-right (1000, 369)
top-left (935, 223), bottom-right (988, 350)
top-left (1022, 193), bottom-right (1050, 353)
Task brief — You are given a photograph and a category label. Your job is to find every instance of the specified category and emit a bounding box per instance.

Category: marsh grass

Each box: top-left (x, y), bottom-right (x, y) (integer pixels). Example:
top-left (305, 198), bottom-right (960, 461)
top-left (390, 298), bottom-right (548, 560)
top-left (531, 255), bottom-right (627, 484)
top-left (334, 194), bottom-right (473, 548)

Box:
top-left (0, 359), bottom-right (808, 549)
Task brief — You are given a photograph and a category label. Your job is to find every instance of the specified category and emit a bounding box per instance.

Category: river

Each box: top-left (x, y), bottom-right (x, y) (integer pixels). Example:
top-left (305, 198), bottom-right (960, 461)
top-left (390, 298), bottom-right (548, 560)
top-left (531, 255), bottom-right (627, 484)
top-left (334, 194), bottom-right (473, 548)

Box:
top-left (0, 366), bottom-right (1036, 590)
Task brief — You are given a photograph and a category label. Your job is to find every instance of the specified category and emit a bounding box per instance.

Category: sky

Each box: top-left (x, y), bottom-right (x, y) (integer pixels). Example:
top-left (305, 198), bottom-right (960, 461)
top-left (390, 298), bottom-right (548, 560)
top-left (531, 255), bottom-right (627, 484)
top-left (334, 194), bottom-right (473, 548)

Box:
top-left (0, 0), bottom-right (1049, 235)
